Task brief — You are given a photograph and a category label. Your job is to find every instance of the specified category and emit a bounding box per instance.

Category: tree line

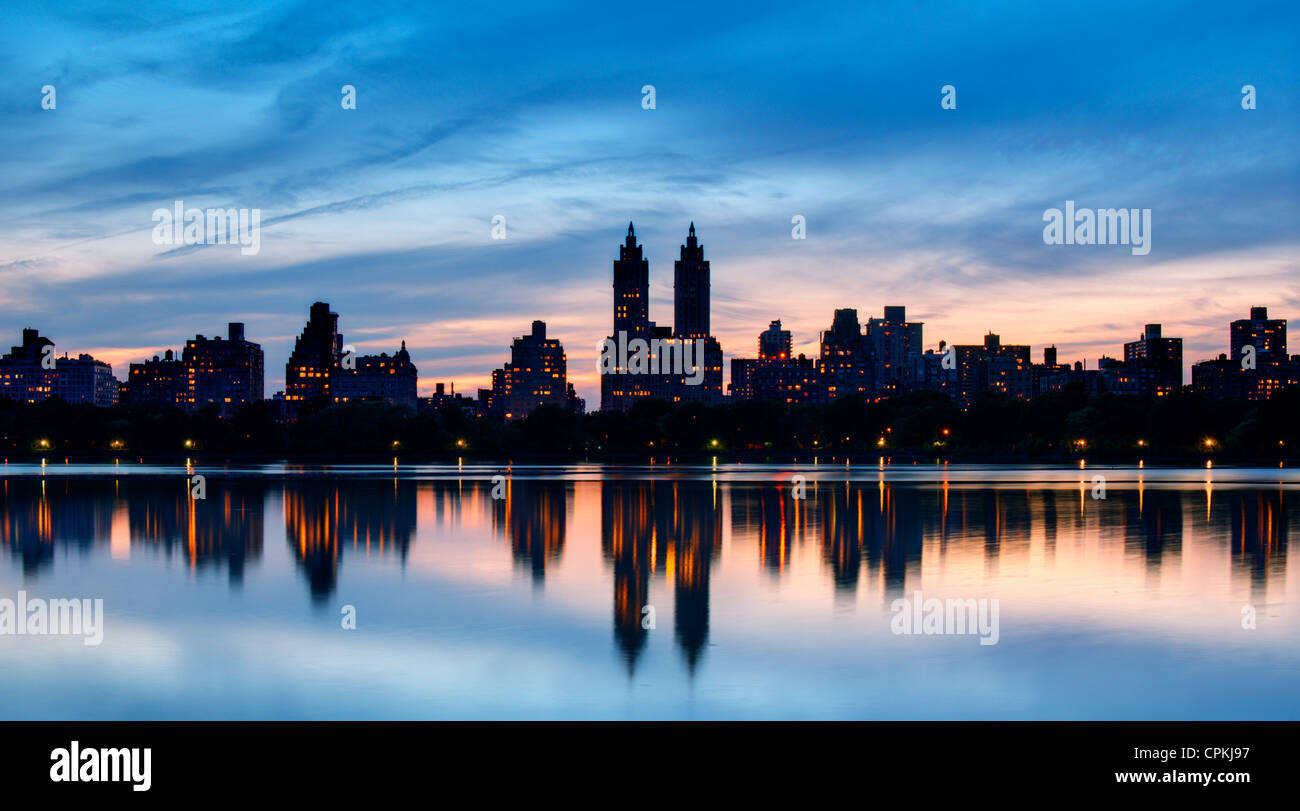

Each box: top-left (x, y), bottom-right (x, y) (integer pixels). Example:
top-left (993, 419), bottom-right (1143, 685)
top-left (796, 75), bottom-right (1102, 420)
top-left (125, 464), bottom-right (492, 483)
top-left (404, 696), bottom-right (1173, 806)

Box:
top-left (1, 384), bottom-right (1296, 461)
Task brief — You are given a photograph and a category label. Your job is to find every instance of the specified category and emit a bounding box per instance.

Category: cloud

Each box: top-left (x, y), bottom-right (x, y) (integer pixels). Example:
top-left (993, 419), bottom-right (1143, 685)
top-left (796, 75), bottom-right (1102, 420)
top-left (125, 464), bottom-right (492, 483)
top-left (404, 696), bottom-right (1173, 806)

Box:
top-left (0, 0), bottom-right (1296, 404)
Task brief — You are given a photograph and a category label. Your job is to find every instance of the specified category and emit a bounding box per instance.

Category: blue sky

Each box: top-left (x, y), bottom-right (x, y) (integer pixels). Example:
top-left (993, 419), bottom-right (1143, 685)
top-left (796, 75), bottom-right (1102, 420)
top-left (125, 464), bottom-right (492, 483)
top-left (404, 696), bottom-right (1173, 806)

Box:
top-left (1, 0), bottom-right (1297, 402)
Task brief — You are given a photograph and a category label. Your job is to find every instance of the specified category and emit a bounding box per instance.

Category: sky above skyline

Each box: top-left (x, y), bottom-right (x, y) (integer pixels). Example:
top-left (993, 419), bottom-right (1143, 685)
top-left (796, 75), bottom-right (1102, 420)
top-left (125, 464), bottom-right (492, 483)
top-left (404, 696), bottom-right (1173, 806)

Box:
top-left (1, 0), bottom-right (1297, 405)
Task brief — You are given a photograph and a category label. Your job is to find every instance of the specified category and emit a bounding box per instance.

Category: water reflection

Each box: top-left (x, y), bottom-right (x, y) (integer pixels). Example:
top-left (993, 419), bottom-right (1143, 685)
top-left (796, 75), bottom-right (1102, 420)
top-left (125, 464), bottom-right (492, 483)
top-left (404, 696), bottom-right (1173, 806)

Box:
top-left (0, 468), bottom-right (1294, 677)
top-left (285, 479), bottom-right (416, 602)
top-left (493, 480), bottom-right (568, 584)
top-left (0, 477), bottom-right (264, 582)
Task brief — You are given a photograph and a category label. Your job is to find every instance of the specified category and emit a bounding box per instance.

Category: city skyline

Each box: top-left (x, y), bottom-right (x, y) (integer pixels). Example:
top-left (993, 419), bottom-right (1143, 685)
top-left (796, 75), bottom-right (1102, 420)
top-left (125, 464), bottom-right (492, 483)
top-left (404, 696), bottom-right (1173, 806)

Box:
top-left (1, 222), bottom-right (1294, 411)
top-left (1, 2), bottom-right (1296, 408)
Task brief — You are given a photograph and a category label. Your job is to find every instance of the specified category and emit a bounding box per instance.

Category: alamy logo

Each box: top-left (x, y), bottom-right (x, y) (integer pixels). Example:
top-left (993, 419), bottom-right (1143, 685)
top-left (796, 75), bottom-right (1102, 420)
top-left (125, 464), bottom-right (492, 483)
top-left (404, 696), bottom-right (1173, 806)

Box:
top-left (1042, 201), bottom-right (1150, 256)
top-left (598, 331), bottom-right (706, 385)
top-left (152, 200), bottom-right (261, 255)
top-left (0, 591), bottom-right (103, 645)
top-left (890, 590), bottom-right (999, 645)
top-left (50, 741), bottom-right (151, 792)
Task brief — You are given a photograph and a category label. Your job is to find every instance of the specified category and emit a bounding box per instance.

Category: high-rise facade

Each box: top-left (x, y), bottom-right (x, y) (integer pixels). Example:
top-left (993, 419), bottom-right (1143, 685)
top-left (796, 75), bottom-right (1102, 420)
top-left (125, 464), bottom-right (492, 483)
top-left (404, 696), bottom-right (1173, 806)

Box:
top-left (0, 329), bottom-right (57, 403)
top-left (1, 329), bottom-right (117, 406)
top-left (952, 333), bottom-right (1032, 406)
top-left (866, 305), bottom-right (923, 396)
top-left (1194, 306), bottom-right (1297, 399)
top-left (126, 350), bottom-right (190, 409)
top-left (601, 223), bottom-right (724, 410)
top-left (758, 320), bottom-right (792, 360)
top-left (488, 320), bottom-right (583, 419)
top-left (1231, 306), bottom-right (1287, 364)
top-left (674, 223), bottom-right (709, 339)
top-left (1122, 323), bottom-right (1183, 396)
top-left (819, 309), bottom-right (873, 400)
top-left (54, 354), bottom-right (119, 406)
top-left (286, 302), bottom-right (342, 405)
top-left (184, 322), bottom-right (264, 414)
top-left (613, 223), bottom-right (650, 339)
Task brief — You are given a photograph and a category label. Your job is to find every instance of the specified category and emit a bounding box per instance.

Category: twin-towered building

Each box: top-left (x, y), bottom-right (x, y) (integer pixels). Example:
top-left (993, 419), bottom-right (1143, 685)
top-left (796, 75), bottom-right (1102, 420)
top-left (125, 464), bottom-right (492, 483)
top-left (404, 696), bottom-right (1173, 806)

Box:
top-left (600, 223), bottom-right (725, 410)
top-left (4, 226), bottom-right (1297, 418)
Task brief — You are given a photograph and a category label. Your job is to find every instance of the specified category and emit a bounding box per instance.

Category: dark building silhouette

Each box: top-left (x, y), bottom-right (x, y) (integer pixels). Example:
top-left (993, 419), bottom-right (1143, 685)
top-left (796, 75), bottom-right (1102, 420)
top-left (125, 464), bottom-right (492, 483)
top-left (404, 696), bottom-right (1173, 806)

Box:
top-left (1193, 306), bottom-right (1299, 399)
top-left (866, 305), bottom-right (923, 396)
top-left (758, 319), bottom-right (792, 360)
top-left (674, 223), bottom-right (710, 339)
top-left (183, 322), bottom-right (264, 414)
top-left (0, 329), bottom-right (56, 404)
top-left (911, 340), bottom-right (958, 397)
top-left (730, 319), bottom-right (815, 403)
top-left (952, 332), bottom-right (1032, 406)
top-left (1232, 306), bottom-right (1287, 364)
top-left (125, 323), bottom-right (262, 413)
top-left (1, 329), bottom-right (115, 406)
top-left (613, 222), bottom-right (650, 339)
top-left (819, 308), bottom-right (873, 400)
top-left (419, 381), bottom-right (482, 418)
top-left (485, 320), bottom-right (583, 419)
top-left (53, 353), bottom-right (118, 406)
top-left (601, 223), bottom-right (724, 410)
top-left (333, 342), bottom-right (418, 408)
top-left (286, 302), bottom-right (342, 406)
top-left (125, 349), bottom-right (190, 409)
top-left (1119, 323), bottom-right (1183, 396)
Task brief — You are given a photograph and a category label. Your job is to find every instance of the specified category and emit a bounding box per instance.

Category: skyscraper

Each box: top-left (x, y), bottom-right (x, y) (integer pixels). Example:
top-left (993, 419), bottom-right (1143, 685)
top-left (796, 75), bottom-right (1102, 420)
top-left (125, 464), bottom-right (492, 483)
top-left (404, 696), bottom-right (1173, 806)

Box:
top-left (613, 222), bottom-right (650, 339)
top-left (286, 302), bottom-right (342, 405)
top-left (601, 223), bottom-right (724, 410)
top-left (674, 223), bottom-right (709, 339)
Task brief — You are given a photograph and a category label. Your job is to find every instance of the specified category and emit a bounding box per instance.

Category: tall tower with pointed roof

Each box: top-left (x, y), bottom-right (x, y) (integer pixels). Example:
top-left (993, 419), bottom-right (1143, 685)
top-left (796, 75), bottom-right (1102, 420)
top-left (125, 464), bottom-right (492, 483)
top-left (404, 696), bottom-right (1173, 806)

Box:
top-left (674, 222), bottom-right (710, 340)
top-left (612, 222), bottom-right (650, 338)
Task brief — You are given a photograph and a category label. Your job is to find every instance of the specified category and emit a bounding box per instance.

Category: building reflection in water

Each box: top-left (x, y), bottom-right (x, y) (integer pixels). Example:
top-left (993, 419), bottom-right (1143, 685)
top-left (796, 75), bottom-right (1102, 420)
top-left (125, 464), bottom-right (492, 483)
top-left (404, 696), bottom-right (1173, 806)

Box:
top-left (601, 480), bottom-right (721, 674)
top-left (1226, 489), bottom-right (1288, 599)
top-left (127, 478), bottom-right (264, 583)
top-left (491, 479), bottom-right (568, 585)
top-left (0, 472), bottom-right (1293, 642)
top-left (0, 476), bottom-right (262, 581)
top-left (283, 478), bottom-right (417, 602)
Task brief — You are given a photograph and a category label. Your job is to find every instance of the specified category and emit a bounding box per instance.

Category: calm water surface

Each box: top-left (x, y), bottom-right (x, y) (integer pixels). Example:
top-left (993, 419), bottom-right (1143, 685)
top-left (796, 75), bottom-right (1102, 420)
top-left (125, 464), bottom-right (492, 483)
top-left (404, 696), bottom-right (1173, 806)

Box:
top-left (1, 462), bottom-right (1296, 719)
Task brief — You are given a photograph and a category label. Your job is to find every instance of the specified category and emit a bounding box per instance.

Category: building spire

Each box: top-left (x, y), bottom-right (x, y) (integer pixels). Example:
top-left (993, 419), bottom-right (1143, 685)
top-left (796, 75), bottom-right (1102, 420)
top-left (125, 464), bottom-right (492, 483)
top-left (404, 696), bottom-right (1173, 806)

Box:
top-left (688, 222), bottom-right (695, 236)
top-left (627, 221), bottom-right (635, 236)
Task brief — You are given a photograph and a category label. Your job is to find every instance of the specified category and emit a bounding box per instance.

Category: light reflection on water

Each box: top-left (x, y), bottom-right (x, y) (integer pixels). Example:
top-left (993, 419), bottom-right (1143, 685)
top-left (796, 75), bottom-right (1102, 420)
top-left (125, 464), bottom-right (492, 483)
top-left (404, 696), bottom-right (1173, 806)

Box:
top-left (0, 464), bottom-right (1296, 720)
